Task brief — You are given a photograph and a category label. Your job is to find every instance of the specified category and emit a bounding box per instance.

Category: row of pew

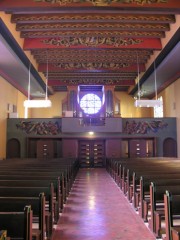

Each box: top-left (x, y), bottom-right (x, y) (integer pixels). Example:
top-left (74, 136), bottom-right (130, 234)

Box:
top-left (106, 157), bottom-right (180, 240)
top-left (0, 157), bottom-right (79, 240)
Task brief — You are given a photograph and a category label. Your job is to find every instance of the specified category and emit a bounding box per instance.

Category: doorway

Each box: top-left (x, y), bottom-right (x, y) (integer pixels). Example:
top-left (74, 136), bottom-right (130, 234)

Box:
top-left (79, 140), bottom-right (105, 168)
top-left (121, 138), bottom-right (155, 158)
top-left (6, 138), bottom-right (20, 158)
top-left (36, 139), bottom-right (54, 159)
top-left (27, 138), bottom-right (63, 158)
top-left (163, 138), bottom-right (177, 157)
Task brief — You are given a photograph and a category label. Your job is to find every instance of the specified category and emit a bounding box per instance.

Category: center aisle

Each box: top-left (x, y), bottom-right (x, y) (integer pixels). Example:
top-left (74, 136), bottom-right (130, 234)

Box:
top-left (52, 168), bottom-right (155, 240)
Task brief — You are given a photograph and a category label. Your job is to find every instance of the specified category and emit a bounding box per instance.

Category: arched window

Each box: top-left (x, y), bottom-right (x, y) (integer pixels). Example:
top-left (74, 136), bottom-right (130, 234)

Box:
top-left (80, 93), bottom-right (102, 115)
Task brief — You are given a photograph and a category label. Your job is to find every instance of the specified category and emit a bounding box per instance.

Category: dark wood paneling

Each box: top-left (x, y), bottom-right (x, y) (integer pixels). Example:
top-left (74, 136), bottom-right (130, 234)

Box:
top-left (79, 140), bottom-right (105, 168)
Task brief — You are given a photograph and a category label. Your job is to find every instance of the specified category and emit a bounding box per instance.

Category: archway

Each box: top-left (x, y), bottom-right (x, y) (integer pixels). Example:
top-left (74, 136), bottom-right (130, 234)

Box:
top-left (6, 138), bottom-right (20, 158)
top-left (163, 138), bottom-right (177, 157)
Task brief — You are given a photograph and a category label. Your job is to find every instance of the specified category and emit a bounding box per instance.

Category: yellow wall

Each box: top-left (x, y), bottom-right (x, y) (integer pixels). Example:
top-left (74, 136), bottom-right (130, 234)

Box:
top-left (30, 90), bottom-right (153, 118)
top-left (17, 91), bottom-right (29, 118)
top-left (160, 77), bottom-right (180, 157)
top-left (161, 83), bottom-right (177, 118)
top-left (30, 92), bottom-right (67, 118)
top-left (1, 76), bottom-right (180, 158)
top-left (0, 11), bottom-right (179, 159)
top-left (0, 76), bottom-right (26, 159)
top-left (173, 78), bottom-right (180, 158)
top-left (159, 79), bottom-right (180, 118)
top-left (114, 91), bottom-right (152, 118)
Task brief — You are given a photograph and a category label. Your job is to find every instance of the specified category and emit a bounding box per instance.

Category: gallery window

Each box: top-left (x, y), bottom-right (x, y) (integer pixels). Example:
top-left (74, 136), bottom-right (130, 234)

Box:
top-left (80, 93), bottom-right (102, 115)
top-left (154, 96), bottom-right (163, 117)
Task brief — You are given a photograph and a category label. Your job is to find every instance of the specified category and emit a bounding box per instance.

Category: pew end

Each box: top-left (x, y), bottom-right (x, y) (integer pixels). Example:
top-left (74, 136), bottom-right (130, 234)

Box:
top-left (164, 191), bottom-right (180, 240)
top-left (0, 205), bottom-right (32, 240)
top-left (171, 226), bottom-right (180, 240)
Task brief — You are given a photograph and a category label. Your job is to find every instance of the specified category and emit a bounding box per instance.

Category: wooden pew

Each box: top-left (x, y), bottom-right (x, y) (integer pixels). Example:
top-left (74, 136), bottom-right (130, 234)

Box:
top-left (106, 158), bottom-right (126, 186)
top-left (0, 162), bottom-right (74, 210)
top-left (0, 158), bottom-right (79, 221)
top-left (164, 191), bottom-right (180, 240)
top-left (0, 180), bottom-right (55, 237)
top-left (139, 174), bottom-right (180, 221)
top-left (0, 205), bottom-right (32, 240)
top-left (0, 172), bottom-right (65, 213)
top-left (108, 158), bottom-right (180, 216)
top-left (0, 186), bottom-right (55, 239)
top-left (148, 182), bottom-right (180, 238)
top-left (0, 193), bottom-right (46, 240)
top-left (107, 157), bottom-right (180, 239)
top-left (129, 170), bottom-right (180, 212)
top-left (0, 179), bottom-right (59, 226)
top-left (119, 160), bottom-right (170, 203)
top-left (0, 157), bottom-right (79, 234)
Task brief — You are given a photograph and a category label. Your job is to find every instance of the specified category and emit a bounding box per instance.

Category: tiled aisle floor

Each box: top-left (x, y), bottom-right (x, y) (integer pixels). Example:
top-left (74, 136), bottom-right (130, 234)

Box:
top-left (52, 168), bottom-right (155, 240)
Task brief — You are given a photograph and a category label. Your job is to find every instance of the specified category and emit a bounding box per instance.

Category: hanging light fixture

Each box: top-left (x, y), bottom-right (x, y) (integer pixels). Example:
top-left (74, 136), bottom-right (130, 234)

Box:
top-left (134, 55), bottom-right (162, 108)
top-left (24, 99), bottom-right (52, 108)
top-left (24, 52), bottom-right (52, 117)
top-left (135, 99), bottom-right (162, 108)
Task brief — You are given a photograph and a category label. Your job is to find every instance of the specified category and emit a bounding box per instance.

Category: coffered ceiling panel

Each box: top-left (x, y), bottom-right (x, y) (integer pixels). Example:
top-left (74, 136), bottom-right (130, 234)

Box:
top-left (0, 0), bottom-right (180, 98)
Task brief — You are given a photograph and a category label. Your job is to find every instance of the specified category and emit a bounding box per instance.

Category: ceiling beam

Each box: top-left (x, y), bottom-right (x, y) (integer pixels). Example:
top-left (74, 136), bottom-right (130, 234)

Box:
top-left (1, 0), bottom-right (180, 10)
top-left (23, 37), bottom-right (162, 49)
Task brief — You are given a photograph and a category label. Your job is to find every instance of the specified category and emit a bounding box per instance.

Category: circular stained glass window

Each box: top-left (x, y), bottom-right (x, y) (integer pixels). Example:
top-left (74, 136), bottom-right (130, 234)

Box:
top-left (80, 93), bottom-right (102, 115)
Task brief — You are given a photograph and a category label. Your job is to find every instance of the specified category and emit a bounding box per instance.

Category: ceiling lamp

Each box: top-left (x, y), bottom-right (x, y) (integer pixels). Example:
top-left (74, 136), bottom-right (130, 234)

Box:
top-left (135, 99), bottom-right (162, 108)
top-left (24, 54), bottom-right (52, 117)
top-left (24, 99), bottom-right (52, 108)
top-left (134, 55), bottom-right (162, 108)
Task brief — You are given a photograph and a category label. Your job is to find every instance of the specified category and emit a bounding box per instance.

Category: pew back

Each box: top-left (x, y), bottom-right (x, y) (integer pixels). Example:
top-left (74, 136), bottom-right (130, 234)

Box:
top-left (0, 205), bottom-right (32, 240)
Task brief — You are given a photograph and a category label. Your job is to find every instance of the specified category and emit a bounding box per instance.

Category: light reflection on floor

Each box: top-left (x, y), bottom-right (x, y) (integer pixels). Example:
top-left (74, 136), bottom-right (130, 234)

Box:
top-left (52, 168), bottom-right (156, 240)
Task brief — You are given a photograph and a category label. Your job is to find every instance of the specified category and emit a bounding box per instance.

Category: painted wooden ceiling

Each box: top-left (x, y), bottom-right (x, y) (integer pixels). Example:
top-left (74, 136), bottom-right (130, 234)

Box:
top-left (0, 0), bottom-right (180, 98)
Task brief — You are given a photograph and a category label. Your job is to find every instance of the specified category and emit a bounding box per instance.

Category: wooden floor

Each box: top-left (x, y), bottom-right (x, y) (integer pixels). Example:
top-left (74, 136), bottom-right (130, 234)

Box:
top-left (52, 168), bottom-right (155, 240)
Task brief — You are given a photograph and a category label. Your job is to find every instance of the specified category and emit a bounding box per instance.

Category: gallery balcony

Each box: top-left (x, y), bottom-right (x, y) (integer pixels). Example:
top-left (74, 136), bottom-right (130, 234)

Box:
top-left (61, 116), bottom-right (122, 133)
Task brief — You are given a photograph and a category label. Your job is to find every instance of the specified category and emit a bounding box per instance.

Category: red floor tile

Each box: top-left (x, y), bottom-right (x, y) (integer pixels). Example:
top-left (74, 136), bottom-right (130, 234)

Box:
top-left (52, 168), bottom-right (155, 240)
